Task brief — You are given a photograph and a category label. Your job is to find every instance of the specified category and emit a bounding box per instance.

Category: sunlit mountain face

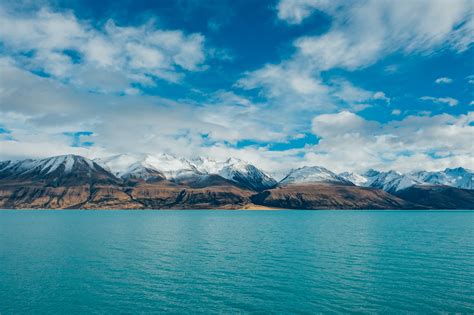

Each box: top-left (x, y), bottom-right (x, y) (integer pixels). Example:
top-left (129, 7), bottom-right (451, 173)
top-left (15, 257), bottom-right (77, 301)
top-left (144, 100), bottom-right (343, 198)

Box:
top-left (0, 0), bottom-right (473, 178)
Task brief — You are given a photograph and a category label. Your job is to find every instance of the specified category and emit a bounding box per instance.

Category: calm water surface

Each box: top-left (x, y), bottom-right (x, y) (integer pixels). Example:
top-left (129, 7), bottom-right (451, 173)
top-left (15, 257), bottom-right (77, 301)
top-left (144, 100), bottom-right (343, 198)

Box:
top-left (0, 210), bottom-right (473, 314)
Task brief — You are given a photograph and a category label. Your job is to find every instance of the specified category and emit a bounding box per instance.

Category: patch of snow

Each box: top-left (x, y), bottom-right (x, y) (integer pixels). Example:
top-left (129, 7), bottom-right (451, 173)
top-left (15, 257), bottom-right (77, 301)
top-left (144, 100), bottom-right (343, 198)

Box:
top-left (339, 172), bottom-right (368, 186)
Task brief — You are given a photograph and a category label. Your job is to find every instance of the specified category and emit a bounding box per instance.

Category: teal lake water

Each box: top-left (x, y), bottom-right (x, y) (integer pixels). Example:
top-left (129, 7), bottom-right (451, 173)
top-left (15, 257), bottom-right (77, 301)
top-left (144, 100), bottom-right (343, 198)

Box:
top-left (0, 210), bottom-right (473, 313)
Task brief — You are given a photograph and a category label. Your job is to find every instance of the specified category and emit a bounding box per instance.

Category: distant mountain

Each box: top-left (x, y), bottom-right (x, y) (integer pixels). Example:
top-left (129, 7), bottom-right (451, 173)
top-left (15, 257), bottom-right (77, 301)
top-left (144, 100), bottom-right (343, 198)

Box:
top-left (0, 155), bottom-right (118, 186)
top-left (363, 170), bottom-right (421, 194)
top-left (280, 166), bottom-right (353, 186)
top-left (410, 168), bottom-right (473, 190)
top-left (213, 158), bottom-right (277, 191)
top-left (0, 154), bottom-right (472, 209)
top-left (97, 154), bottom-right (276, 191)
top-left (395, 185), bottom-right (474, 209)
top-left (251, 184), bottom-right (420, 210)
top-left (96, 154), bottom-right (200, 181)
top-left (339, 168), bottom-right (474, 193)
top-left (339, 172), bottom-right (368, 186)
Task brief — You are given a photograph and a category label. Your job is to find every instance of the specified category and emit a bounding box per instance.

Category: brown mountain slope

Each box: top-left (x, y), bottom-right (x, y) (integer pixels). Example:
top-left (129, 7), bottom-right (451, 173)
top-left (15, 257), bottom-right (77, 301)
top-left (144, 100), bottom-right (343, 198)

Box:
top-left (0, 176), bottom-right (254, 209)
top-left (394, 185), bottom-right (474, 209)
top-left (251, 184), bottom-right (423, 210)
top-left (0, 182), bottom-right (144, 209)
top-left (129, 177), bottom-right (253, 209)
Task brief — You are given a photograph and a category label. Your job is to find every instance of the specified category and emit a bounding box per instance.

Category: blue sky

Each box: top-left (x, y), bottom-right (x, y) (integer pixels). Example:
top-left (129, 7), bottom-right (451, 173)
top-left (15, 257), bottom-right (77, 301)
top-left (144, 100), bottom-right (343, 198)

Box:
top-left (0, 0), bottom-right (473, 173)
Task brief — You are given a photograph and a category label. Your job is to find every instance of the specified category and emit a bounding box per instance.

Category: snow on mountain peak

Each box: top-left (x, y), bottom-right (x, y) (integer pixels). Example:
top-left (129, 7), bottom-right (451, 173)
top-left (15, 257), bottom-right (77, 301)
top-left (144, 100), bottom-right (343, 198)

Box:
top-left (339, 171), bottom-right (368, 186)
top-left (280, 166), bottom-right (352, 185)
top-left (410, 167), bottom-right (473, 190)
top-left (94, 154), bottom-right (276, 190)
top-left (362, 170), bottom-right (421, 193)
top-left (0, 154), bottom-right (95, 176)
top-left (339, 167), bottom-right (474, 192)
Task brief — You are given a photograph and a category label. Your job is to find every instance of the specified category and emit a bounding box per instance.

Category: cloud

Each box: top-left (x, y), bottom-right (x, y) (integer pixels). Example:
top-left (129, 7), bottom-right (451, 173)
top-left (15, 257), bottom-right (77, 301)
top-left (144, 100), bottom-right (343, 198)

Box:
top-left (0, 6), bottom-right (207, 93)
top-left (373, 91), bottom-right (390, 103)
top-left (0, 60), bottom-right (293, 163)
top-left (282, 0), bottom-right (473, 71)
top-left (467, 75), bottom-right (474, 84)
top-left (2, 60), bottom-right (472, 174)
top-left (237, 63), bottom-right (384, 115)
top-left (420, 96), bottom-right (459, 107)
top-left (239, 0), bottom-right (471, 128)
top-left (308, 111), bottom-right (474, 173)
top-left (392, 109), bottom-right (401, 116)
top-left (312, 111), bottom-right (379, 138)
top-left (435, 77), bottom-right (453, 84)
top-left (276, 0), bottom-right (339, 24)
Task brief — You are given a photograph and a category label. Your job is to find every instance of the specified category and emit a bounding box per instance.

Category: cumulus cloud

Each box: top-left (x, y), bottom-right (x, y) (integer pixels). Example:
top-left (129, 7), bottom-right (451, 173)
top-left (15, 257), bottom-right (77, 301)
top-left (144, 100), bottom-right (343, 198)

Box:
top-left (0, 6), bottom-right (206, 93)
top-left (240, 0), bottom-right (471, 123)
top-left (237, 63), bottom-right (383, 115)
top-left (308, 111), bottom-right (474, 173)
top-left (0, 60), bottom-right (291, 165)
top-left (420, 96), bottom-right (459, 107)
top-left (435, 77), bottom-right (453, 84)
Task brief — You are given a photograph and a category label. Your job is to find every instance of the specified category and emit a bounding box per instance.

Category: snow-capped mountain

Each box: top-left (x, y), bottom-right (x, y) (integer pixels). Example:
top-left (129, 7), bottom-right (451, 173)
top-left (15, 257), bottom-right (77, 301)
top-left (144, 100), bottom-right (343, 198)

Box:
top-left (339, 172), bottom-right (368, 186)
top-left (96, 154), bottom-right (201, 180)
top-left (2, 153), bottom-right (471, 194)
top-left (189, 157), bottom-right (276, 190)
top-left (363, 170), bottom-right (421, 193)
top-left (342, 167), bottom-right (474, 192)
top-left (410, 167), bottom-right (473, 190)
top-left (280, 166), bottom-right (353, 186)
top-left (216, 158), bottom-right (277, 191)
top-left (0, 155), bottom-right (118, 185)
top-left (96, 154), bottom-right (276, 191)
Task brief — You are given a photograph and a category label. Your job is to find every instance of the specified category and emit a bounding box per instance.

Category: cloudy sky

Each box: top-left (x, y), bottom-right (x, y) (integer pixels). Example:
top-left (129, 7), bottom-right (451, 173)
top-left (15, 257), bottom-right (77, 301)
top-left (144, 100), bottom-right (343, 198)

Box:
top-left (0, 0), bottom-right (473, 174)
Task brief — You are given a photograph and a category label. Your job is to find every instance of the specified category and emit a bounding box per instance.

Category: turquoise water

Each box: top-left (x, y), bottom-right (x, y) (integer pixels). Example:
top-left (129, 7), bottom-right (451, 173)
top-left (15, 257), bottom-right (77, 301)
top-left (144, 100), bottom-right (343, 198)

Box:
top-left (0, 210), bottom-right (473, 314)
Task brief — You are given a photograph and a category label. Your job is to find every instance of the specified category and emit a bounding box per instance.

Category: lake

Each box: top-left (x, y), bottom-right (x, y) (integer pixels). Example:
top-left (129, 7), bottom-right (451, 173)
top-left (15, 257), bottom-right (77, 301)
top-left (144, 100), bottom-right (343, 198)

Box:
top-left (0, 210), bottom-right (473, 313)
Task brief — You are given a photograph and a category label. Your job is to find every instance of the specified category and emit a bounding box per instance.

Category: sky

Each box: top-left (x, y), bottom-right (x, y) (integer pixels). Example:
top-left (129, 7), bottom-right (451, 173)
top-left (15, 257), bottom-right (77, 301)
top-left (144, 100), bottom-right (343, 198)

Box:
top-left (0, 0), bottom-right (473, 174)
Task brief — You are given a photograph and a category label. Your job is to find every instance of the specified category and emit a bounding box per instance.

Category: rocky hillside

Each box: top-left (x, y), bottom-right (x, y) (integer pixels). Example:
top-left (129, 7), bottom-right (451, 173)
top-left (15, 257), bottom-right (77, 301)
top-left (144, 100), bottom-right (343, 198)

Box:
top-left (251, 184), bottom-right (421, 210)
top-left (394, 185), bottom-right (474, 209)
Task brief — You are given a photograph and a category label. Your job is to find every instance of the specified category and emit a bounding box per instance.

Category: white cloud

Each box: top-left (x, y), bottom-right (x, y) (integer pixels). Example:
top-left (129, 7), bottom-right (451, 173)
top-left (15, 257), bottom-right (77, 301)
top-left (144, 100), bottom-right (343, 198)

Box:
top-left (276, 0), bottom-right (339, 24)
top-left (467, 75), bottom-right (474, 84)
top-left (420, 96), bottom-right (459, 107)
top-left (239, 0), bottom-right (471, 131)
top-left (373, 91), bottom-right (390, 103)
top-left (435, 77), bottom-right (453, 84)
top-left (237, 64), bottom-right (382, 115)
top-left (0, 60), bottom-right (293, 165)
top-left (392, 109), bottom-right (401, 116)
top-left (308, 111), bottom-right (474, 173)
top-left (236, 62), bottom-right (334, 116)
top-left (2, 61), bottom-right (472, 175)
top-left (283, 0), bottom-right (473, 71)
top-left (312, 111), bottom-right (379, 138)
top-left (0, 6), bottom-right (206, 93)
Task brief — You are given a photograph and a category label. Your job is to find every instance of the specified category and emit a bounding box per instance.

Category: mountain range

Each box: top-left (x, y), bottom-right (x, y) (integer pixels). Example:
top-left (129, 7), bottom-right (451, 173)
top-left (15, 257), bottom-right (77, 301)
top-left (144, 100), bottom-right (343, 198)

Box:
top-left (0, 154), bottom-right (472, 210)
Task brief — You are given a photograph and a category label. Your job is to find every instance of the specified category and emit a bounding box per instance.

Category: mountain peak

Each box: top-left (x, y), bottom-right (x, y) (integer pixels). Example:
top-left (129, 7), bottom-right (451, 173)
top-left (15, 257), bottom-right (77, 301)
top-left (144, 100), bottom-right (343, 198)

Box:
top-left (280, 166), bottom-right (352, 186)
top-left (0, 154), bottom-right (118, 186)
